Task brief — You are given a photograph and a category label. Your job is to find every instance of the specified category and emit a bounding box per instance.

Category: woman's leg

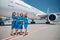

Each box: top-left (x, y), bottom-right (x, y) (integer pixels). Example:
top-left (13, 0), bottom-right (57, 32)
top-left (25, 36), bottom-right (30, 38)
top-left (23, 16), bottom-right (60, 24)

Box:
top-left (24, 29), bottom-right (28, 34)
top-left (24, 24), bottom-right (28, 35)
top-left (10, 29), bottom-right (13, 34)
top-left (20, 25), bottom-right (23, 35)
top-left (14, 22), bottom-right (19, 35)
top-left (15, 29), bottom-right (18, 33)
top-left (10, 29), bottom-right (14, 36)
top-left (10, 23), bottom-right (14, 36)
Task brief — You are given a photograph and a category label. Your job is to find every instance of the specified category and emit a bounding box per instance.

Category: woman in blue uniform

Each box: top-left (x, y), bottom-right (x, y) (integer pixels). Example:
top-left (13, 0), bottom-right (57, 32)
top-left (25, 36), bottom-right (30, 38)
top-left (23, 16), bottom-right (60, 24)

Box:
top-left (19, 13), bottom-right (24, 35)
top-left (15, 13), bottom-right (24, 35)
top-left (10, 12), bottom-right (17, 36)
top-left (23, 13), bottom-right (28, 35)
top-left (15, 13), bottom-right (20, 35)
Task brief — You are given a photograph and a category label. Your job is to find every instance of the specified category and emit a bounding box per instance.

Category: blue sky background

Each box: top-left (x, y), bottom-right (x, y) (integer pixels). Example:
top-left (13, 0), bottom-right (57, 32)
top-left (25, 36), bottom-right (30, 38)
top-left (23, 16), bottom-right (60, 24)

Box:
top-left (23, 0), bottom-right (60, 13)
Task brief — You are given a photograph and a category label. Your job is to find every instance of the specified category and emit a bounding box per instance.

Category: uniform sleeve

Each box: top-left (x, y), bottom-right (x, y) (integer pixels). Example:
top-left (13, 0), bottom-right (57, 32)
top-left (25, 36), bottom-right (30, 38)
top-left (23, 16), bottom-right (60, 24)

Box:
top-left (23, 16), bottom-right (25, 20)
top-left (12, 16), bottom-right (17, 20)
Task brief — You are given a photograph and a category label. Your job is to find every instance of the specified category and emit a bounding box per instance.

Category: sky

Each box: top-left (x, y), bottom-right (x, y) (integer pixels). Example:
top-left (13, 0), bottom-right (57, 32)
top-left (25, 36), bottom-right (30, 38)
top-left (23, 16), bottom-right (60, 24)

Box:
top-left (23, 0), bottom-right (60, 13)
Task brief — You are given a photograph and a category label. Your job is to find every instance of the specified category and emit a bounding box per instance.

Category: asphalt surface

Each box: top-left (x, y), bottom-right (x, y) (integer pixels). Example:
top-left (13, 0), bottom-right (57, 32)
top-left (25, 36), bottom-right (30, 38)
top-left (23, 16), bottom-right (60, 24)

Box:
top-left (0, 24), bottom-right (60, 40)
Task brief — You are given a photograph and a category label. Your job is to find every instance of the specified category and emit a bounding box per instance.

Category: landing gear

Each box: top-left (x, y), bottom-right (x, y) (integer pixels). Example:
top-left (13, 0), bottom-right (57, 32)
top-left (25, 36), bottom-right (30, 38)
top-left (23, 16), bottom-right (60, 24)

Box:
top-left (0, 18), bottom-right (4, 26)
top-left (46, 21), bottom-right (50, 24)
top-left (31, 19), bottom-right (35, 24)
top-left (45, 17), bottom-right (50, 24)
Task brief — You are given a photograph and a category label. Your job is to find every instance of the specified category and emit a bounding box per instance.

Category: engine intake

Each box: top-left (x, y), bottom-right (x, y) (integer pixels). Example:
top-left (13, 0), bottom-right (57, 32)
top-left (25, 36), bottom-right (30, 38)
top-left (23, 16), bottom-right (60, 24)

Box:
top-left (49, 14), bottom-right (56, 21)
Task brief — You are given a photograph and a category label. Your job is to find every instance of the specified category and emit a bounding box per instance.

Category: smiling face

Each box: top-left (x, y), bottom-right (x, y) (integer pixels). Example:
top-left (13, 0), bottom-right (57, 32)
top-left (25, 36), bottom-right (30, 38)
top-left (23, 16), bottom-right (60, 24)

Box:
top-left (24, 13), bottom-right (27, 17)
top-left (20, 13), bottom-right (23, 16)
top-left (17, 13), bottom-right (20, 16)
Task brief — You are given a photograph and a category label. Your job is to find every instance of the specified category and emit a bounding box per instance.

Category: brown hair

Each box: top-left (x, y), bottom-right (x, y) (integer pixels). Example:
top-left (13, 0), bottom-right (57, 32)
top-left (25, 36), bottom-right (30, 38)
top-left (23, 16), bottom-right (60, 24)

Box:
top-left (24, 13), bottom-right (27, 18)
top-left (12, 12), bottom-right (16, 16)
top-left (20, 13), bottom-right (23, 16)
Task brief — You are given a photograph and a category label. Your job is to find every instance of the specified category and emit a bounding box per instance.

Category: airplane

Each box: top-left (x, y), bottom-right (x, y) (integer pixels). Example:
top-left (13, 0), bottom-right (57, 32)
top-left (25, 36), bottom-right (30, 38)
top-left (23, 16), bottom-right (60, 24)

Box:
top-left (0, 0), bottom-right (60, 26)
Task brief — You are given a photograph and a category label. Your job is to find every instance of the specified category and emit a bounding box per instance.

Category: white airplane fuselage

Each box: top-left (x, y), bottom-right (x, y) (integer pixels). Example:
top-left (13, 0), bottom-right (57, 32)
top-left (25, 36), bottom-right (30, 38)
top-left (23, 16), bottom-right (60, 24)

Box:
top-left (0, 0), bottom-right (60, 25)
top-left (0, 0), bottom-right (46, 19)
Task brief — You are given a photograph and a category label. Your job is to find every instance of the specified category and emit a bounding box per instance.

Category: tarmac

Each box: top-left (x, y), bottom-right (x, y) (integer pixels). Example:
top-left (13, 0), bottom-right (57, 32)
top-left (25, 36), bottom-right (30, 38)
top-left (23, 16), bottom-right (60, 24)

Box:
top-left (0, 24), bottom-right (60, 40)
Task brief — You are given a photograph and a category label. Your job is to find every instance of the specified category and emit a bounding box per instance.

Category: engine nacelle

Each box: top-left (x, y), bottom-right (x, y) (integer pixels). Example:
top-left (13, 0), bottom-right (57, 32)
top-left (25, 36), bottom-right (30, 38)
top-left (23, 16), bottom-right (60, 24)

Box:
top-left (48, 13), bottom-right (60, 22)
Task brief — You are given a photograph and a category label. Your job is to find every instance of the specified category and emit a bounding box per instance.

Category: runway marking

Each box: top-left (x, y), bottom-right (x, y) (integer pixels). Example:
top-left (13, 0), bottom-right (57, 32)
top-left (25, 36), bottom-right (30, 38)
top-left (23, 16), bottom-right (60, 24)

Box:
top-left (5, 27), bottom-right (48, 40)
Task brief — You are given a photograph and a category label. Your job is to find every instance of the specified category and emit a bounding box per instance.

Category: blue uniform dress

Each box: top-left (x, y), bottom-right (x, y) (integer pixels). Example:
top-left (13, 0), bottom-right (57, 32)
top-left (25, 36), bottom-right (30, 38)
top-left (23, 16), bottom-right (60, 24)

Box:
top-left (11, 16), bottom-right (17, 29)
top-left (23, 17), bottom-right (28, 29)
top-left (15, 16), bottom-right (24, 29)
top-left (15, 16), bottom-right (20, 29)
top-left (18, 16), bottom-right (24, 29)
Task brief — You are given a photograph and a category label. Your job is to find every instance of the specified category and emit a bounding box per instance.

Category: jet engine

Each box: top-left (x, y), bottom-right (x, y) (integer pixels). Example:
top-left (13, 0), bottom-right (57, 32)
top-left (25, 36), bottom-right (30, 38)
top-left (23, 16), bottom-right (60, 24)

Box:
top-left (48, 13), bottom-right (60, 22)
